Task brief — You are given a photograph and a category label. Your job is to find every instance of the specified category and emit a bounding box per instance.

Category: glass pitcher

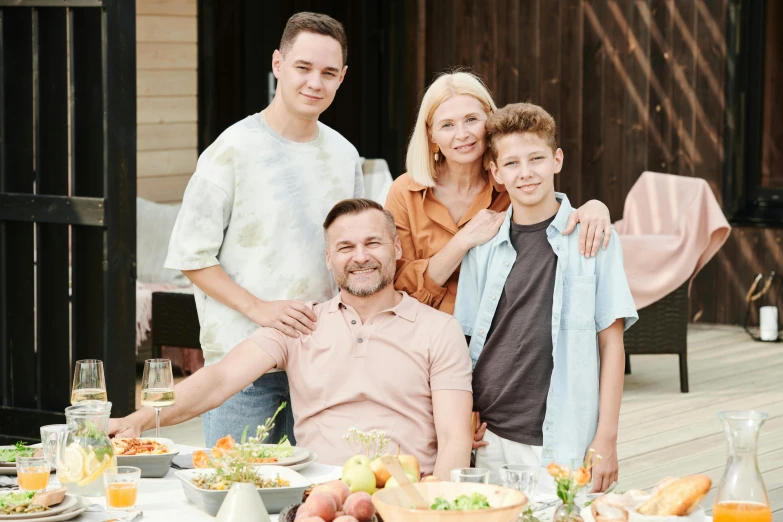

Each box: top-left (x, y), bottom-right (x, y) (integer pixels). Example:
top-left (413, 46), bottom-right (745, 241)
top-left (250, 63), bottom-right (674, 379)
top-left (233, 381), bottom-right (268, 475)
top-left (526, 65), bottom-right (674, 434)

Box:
top-left (713, 411), bottom-right (772, 522)
top-left (56, 401), bottom-right (116, 497)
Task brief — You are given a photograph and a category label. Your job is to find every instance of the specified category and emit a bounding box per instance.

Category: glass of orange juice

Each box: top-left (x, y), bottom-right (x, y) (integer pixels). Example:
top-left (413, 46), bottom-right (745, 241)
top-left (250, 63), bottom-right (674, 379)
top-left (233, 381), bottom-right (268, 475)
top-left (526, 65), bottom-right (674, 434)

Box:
top-left (16, 457), bottom-right (50, 491)
top-left (103, 466), bottom-right (141, 511)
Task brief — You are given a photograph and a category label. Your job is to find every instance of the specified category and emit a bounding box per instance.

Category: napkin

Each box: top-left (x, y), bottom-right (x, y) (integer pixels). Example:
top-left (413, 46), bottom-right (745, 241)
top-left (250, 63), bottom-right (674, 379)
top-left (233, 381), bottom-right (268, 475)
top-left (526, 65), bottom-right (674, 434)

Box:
top-left (0, 476), bottom-right (17, 490)
top-left (170, 454), bottom-right (194, 470)
top-left (86, 503), bottom-right (143, 521)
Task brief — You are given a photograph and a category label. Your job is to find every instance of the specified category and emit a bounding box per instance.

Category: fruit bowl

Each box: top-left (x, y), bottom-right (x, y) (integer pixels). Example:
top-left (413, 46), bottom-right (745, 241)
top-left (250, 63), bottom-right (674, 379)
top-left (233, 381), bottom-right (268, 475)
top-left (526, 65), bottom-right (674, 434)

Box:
top-left (371, 481), bottom-right (527, 522)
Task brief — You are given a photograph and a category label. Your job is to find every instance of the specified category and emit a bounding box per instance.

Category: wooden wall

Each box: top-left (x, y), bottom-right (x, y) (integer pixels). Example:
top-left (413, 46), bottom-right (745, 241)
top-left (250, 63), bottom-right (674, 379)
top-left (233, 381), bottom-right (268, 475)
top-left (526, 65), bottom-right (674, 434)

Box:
top-left (136, 0), bottom-right (198, 203)
top-left (402, 0), bottom-right (783, 325)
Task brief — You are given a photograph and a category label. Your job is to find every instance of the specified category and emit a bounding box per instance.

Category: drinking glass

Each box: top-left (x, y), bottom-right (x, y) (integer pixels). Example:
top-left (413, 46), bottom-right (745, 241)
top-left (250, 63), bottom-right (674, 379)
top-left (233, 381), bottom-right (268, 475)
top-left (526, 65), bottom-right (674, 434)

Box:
top-left (500, 463), bottom-right (539, 501)
top-left (450, 467), bottom-right (490, 483)
top-left (40, 424), bottom-right (69, 469)
top-left (104, 466), bottom-right (141, 510)
top-left (16, 457), bottom-right (50, 491)
top-left (71, 359), bottom-right (107, 404)
top-left (141, 359), bottom-right (175, 438)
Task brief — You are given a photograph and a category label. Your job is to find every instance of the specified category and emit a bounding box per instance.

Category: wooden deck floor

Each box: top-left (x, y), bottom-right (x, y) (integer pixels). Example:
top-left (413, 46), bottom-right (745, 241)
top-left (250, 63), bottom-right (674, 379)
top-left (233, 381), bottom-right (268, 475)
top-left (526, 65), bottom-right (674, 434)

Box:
top-left (618, 324), bottom-right (783, 520)
top-left (146, 324), bottom-right (783, 519)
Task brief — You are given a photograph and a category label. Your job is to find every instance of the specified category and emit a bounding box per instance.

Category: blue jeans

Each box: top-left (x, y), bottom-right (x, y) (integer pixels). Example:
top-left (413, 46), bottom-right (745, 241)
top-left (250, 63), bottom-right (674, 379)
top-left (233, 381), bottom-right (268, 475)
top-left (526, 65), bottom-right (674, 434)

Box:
top-left (202, 371), bottom-right (296, 447)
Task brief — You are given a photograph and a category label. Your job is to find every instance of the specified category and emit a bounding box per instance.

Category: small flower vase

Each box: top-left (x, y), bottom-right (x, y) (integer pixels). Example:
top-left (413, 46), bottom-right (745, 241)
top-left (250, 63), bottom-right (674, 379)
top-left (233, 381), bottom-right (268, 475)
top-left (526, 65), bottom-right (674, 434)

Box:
top-left (552, 502), bottom-right (584, 522)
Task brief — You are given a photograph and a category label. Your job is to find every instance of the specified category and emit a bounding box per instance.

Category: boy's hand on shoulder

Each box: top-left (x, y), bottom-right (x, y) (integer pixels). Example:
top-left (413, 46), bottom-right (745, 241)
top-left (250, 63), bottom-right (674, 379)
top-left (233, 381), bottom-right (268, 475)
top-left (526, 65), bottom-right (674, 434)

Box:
top-left (246, 300), bottom-right (317, 338)
top-left (586, 434), bottom-right (618, 493)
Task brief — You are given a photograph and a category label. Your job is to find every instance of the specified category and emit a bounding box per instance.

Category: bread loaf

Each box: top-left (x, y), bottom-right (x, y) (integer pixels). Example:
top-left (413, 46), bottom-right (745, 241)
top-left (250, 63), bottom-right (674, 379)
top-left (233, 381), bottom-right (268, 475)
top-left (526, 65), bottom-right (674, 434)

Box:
top-left (636, 475), bottom-right (712, 516)
top-left (31, 487), bottom-right (66, 507)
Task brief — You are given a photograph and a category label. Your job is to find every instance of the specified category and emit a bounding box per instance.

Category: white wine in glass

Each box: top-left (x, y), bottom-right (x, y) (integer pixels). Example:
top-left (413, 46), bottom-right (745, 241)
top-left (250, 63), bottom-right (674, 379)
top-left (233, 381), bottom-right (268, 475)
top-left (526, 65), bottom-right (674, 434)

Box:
top-left (141, 388), bottom-right (175, 408)
top-left (70, 387), bottom-right (108, 404)
top-left (71, 360), bottom-right (107, 405)
top-left (141, 359), bottom-right (175, 438)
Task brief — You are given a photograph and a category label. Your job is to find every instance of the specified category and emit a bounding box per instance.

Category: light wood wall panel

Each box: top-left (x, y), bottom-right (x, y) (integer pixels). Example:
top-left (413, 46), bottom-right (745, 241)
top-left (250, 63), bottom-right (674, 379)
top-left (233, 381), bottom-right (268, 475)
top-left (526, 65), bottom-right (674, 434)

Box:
top-left (136, 0), bottom-right (197, 203)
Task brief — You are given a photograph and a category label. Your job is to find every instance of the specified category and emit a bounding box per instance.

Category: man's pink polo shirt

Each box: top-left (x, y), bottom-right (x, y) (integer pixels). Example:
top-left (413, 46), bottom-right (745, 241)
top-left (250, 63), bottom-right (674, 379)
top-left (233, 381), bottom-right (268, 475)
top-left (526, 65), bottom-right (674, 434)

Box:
top-left (248, 291), bottom-right (472, 473)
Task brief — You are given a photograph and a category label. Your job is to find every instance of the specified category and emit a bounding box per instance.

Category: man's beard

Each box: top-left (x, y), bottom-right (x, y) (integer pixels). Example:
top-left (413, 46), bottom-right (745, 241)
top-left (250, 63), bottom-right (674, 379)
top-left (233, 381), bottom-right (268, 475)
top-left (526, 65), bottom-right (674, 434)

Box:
top-left (336, 262), bottom-right (395, 297)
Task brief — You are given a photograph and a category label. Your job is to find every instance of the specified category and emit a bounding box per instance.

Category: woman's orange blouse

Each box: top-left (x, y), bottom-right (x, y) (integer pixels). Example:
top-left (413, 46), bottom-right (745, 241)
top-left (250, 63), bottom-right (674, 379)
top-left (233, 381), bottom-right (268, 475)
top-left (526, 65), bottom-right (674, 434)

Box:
top-left (385, 173), bottom-right (511, 315)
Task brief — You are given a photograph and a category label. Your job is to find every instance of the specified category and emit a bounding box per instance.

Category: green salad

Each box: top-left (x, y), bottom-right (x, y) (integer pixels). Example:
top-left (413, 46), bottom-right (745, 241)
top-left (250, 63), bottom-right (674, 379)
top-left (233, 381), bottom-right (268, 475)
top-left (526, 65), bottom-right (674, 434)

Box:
top-left (431, 493), bottom-right (491, 511)
top-left (0, 442), bottom-right (35, 463)
top-left (0, 491), bottom-right (51, 515)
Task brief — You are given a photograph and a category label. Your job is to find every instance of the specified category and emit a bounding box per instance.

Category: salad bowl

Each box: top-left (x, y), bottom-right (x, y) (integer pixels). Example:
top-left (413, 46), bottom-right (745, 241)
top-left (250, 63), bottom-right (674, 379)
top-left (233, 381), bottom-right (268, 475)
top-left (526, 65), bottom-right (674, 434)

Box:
top-left (112, 437), bottom-right (179, 478)
top-left (175, 465), bottom-right (311, 516)
top-left (372, 482), bottom-right (527, 522)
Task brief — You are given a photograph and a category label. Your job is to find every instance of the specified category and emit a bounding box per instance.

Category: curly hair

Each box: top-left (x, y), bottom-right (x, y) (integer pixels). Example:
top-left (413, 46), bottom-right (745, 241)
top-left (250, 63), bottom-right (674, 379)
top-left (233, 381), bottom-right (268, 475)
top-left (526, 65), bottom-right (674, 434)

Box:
top-left (486, 102), bottom-right (557, 161)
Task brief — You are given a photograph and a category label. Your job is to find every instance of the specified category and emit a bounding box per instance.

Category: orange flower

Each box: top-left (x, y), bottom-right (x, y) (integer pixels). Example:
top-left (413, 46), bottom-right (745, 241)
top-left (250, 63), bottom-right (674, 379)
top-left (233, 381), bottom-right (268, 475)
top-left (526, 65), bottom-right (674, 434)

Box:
top-left (192, 450), bottom-right (209, 468)
top-left (574, 467), bottom-right (591, 486)
top-left (547, 462), bottom-right (562, 477)
top-left (215, 434), bottom-right (235, 450)
top-left (560, 465), bottom-right (572, 478)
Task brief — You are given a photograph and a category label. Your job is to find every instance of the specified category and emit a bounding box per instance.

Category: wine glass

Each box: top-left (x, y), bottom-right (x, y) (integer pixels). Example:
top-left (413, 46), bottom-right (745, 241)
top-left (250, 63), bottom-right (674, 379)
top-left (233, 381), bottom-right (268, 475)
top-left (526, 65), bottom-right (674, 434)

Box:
top-left (70, 359), bottom-right (107, 404)
top-left (141, 359), bottom-right (175, 438)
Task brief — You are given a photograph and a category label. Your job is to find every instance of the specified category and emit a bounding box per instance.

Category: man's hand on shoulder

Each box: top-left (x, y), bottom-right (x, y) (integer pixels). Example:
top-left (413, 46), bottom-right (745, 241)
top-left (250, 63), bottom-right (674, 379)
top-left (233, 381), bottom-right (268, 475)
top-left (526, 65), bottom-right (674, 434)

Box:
top-left (245, 299), bottom-right (317, 338)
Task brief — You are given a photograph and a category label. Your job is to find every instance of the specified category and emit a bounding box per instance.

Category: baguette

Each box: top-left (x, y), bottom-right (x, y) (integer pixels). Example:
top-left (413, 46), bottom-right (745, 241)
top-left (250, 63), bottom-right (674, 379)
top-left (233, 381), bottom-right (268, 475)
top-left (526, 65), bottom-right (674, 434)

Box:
top-left (31, 487), bottom-right (66, 508)
top-left (636, 475), bottom-right (712, 517)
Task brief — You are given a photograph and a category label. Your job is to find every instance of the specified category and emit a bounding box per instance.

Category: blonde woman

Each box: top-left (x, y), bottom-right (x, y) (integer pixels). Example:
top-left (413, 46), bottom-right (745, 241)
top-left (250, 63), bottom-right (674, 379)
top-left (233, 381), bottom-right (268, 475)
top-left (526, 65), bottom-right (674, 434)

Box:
top-left (386, 72), bottom-right (612, 315)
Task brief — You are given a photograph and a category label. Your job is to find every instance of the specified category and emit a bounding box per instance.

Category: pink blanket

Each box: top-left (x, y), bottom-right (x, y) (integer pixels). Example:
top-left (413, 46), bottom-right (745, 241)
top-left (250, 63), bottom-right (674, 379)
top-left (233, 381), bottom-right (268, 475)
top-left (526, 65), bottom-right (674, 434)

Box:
top-left (613, 172), bottom-right (731, 310)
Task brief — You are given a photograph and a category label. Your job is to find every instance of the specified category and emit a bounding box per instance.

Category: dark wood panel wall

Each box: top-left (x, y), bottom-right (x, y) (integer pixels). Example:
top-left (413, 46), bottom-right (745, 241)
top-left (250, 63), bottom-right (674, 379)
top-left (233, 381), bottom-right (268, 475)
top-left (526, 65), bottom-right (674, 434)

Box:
top-left (401, 0), bottom-right (777, 325)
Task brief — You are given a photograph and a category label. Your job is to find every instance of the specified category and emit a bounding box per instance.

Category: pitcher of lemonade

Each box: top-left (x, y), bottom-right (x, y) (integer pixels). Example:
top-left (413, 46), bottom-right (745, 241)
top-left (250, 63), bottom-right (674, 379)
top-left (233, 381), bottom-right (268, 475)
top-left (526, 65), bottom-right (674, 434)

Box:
top-left (713, 411), bottom-right (772, 522)
top-left (56, 401), bottom-right (116, 497)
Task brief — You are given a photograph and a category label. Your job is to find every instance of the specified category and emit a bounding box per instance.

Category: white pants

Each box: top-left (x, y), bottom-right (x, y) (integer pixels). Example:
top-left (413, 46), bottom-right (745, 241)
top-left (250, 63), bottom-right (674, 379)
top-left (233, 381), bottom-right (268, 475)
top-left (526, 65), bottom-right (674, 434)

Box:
top-left (475, 429), bottom-right (554, 497)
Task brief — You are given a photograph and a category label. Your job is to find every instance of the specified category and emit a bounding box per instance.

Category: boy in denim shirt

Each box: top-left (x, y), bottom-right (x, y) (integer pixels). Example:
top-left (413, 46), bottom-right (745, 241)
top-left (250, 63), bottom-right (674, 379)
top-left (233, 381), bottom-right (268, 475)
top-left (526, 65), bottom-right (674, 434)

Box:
top-left (454, 103), bottom-right (637, 491)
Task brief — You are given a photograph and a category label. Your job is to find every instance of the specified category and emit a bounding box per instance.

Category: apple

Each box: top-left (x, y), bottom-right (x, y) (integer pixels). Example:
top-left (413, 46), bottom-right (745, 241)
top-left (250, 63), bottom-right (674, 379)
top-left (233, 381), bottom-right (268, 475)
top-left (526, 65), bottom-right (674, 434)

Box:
top-left (341, 464), bottom-right (377, 495)
top-left (384, 472), bottom-right (418, 488)
top-left (397, 454), bottom-right (420, 480)
top-left (342, 454), bottom-right (371, 471)
top-left (369, 457), bottom-right (391, 488)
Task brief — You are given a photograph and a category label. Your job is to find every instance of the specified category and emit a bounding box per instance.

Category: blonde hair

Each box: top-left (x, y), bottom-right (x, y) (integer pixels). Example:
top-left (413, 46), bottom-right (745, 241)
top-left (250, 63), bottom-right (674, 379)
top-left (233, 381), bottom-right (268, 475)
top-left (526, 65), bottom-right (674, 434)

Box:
top-left (405, 71), bottom-right (497, 187)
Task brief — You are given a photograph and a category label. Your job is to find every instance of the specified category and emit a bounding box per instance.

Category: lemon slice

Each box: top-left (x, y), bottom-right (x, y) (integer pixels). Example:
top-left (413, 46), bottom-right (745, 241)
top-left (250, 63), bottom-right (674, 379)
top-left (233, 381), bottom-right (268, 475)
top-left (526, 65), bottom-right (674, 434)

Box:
top-left (84, 452), bottom-right (100, 475)
top-left (77, 454), bottom-right (113, 486)
top-left (58, 445), bottom-right (85, 483)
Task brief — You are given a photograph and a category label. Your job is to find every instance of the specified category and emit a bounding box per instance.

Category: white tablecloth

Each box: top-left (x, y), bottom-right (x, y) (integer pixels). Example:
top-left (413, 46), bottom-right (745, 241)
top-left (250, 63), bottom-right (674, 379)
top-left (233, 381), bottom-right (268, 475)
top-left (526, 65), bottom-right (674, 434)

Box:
top-left (70, 445), bottom-right (342, 521)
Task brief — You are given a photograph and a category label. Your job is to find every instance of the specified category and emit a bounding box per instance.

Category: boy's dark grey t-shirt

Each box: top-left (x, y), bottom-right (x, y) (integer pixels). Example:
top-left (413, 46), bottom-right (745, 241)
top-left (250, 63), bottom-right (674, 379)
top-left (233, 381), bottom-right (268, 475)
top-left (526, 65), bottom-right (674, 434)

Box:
top-left (472, 215), bottom-right (557, 446)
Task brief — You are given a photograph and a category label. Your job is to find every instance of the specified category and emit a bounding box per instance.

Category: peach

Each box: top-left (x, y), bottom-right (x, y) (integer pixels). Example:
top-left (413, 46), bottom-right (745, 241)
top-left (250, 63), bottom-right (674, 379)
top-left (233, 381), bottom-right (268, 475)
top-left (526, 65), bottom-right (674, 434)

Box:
top-left (334, 517), bottom-right (359, 522)
top-left (312, 485), bottom-right (344, 511)
top-left (327, 480), bottom-right (352, 506)
top-left (304, 492), bottom-right (337, 522)
top-left (343, 492), bottom-right (375, 522)
top-left (298, 518), bottom-right (327, 522)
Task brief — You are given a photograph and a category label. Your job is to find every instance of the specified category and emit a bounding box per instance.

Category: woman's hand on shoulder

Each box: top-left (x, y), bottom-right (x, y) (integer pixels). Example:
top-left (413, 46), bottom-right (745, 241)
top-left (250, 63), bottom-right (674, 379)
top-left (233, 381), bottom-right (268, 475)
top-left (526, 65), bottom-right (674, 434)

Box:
top-left (456, 209), bottom-right (506, 251)
top-left (563, 200), bottom-right (611, 258)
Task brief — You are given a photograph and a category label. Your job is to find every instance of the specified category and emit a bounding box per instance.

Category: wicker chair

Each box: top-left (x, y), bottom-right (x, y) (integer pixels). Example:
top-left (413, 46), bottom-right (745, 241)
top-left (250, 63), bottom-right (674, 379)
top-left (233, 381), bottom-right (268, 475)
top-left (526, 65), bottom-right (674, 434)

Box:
top-left (623, 283), bottom-right (689, 393)
top-left (150, 292), bottom-right (201, 358)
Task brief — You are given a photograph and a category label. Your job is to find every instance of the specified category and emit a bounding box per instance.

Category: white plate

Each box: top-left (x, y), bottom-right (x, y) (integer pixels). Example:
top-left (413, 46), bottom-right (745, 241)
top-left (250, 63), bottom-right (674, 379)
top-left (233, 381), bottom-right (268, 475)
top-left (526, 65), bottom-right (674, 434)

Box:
top-left (0, 494), bottom-right (76, 520)
top-left (244, 445), bottom-right (310, 466)
top-left (0, 506), bottom-right (86, 522)
top-left (286, 451), bottom-right (318, 472)
top-left (176, 465), bottom-right (311, 515)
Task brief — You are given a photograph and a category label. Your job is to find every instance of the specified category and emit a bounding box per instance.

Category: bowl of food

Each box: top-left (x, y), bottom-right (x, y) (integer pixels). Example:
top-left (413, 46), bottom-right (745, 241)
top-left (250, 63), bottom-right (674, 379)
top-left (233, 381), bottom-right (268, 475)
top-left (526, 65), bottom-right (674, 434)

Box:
top-left (371, 481), bottom-right (527, 522)
top-left (112, 437), bottom-right (179, 478)
top-left (175, 465), bottom-right (311, 516)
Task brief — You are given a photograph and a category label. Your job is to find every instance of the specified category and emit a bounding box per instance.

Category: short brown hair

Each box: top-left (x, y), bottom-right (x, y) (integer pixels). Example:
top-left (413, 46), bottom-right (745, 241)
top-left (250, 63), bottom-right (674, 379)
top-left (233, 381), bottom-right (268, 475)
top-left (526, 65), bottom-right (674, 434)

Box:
top-left (279, 12), bottom-right (348, 65)
top-left (323, 198), bottom-right (396, 237)
top-left (486, 103), bottom-right (557, 161)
